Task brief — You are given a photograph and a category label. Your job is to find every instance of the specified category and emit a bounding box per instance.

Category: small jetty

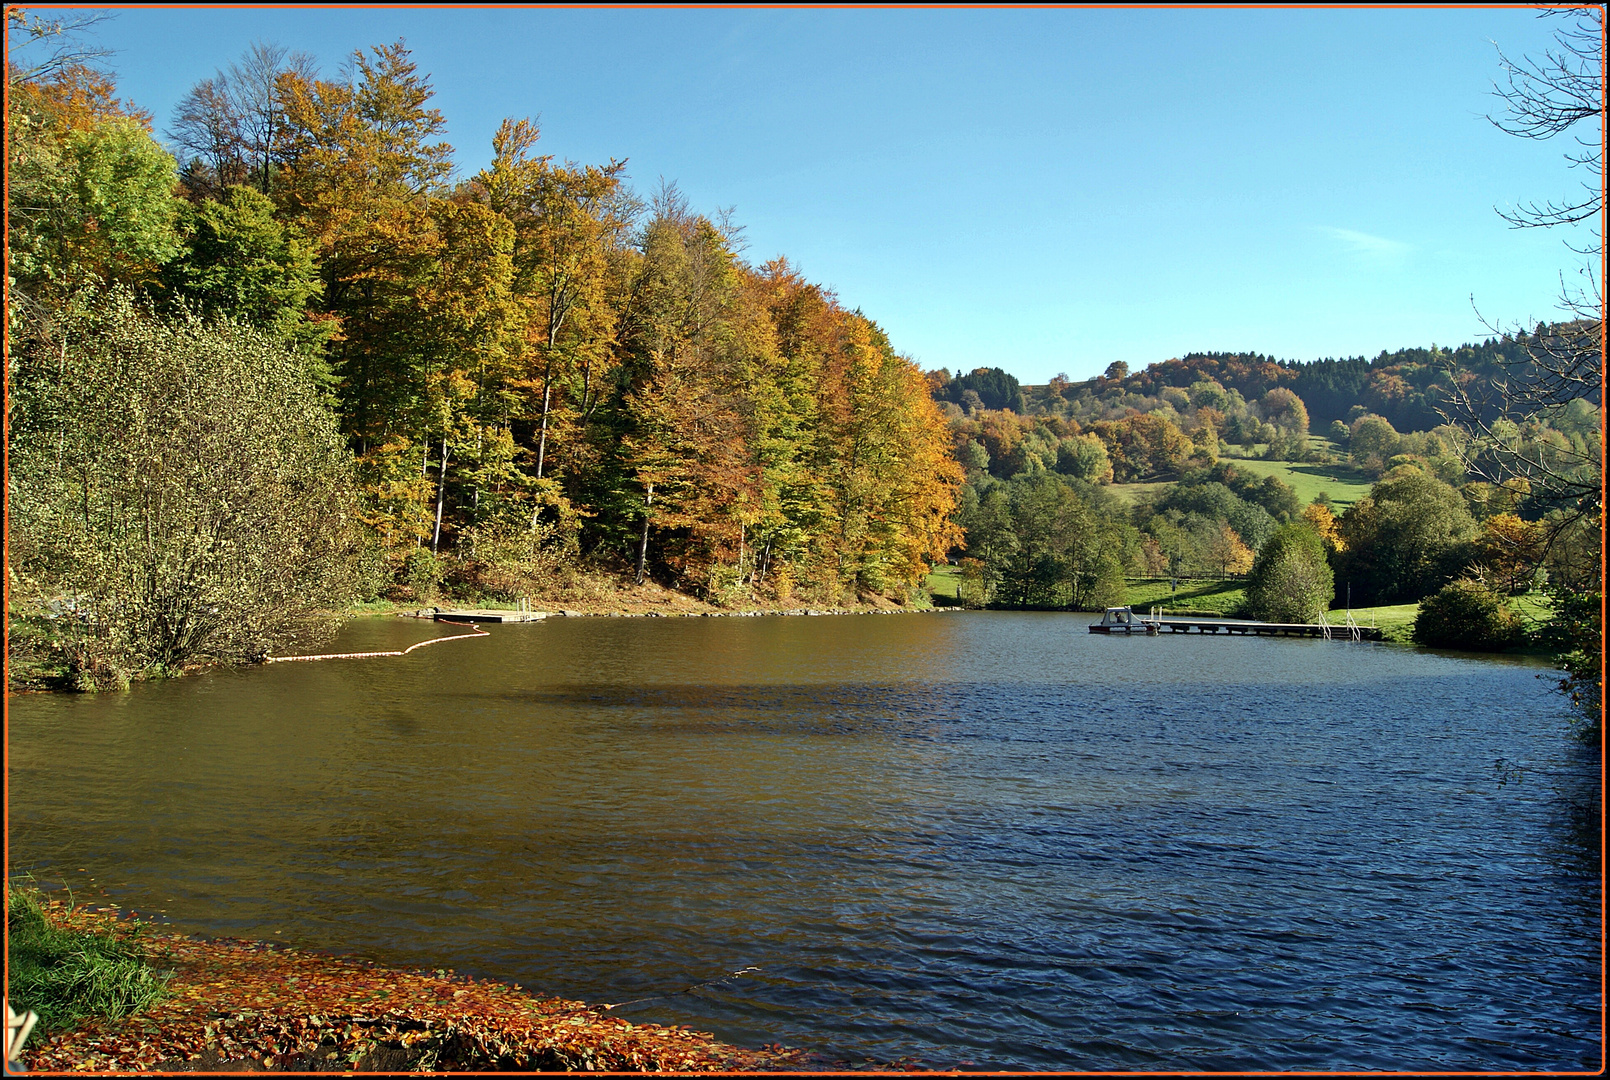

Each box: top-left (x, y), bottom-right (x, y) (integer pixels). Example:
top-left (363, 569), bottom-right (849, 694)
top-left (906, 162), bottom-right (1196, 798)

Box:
top-left (1089, 606), bottom-right (1382, 641)
top-left (433, 608), bottom-right (548, 624)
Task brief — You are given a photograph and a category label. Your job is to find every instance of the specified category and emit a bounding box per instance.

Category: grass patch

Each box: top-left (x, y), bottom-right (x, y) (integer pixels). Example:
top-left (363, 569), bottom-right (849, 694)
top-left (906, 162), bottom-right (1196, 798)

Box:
top-left (1104, 449), bottom-right (1372, 512)
top-left (1508, 592), bottom-right (1555, 629)
top-left (926, 565), bottom-right (966, 604)
top-left (1124, 578), bottom-right (1247, 617)
top-left (7, 885), bottom-right (171, 1035)
top-left (1325, 593), bottom-right (1555, 647)
top-left (1323, 602), bottom-right (1418, 643)
top-left (1215, 458), bottom-right (1374, 509)
top-left (1103, 481), bottom-right (1174, 507)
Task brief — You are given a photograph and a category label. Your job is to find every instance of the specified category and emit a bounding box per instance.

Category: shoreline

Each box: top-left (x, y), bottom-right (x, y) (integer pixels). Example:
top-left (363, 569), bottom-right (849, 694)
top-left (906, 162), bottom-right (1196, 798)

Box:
top-left (18, 900), bottom-right (838, 1073)
top-left (392, 605), bottom-right (964, 620)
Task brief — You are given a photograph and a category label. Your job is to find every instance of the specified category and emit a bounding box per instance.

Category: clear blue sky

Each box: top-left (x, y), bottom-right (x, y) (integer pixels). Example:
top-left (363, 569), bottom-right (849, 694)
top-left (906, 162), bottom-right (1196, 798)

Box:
top-left (23, 6), bottom-right (1595, 383)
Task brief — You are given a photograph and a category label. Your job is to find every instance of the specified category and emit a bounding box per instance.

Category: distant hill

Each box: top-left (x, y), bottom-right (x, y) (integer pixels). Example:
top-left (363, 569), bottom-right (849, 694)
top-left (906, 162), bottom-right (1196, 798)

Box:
top-left (936, 326), bottom-right (1574, 433)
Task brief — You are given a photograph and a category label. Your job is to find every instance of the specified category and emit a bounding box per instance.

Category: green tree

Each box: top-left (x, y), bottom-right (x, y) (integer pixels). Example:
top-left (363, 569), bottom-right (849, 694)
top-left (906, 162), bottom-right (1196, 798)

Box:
top-left (7, 111), bottom-right (181, 305)
top-left (1055, 433), bottom-right (1112, 483)
top-left (162, 185), bottom-right (328, 352)
top-left (982, 474), bottom-right (1125, 610)
top-left (1348, 413), bottom-right (1400, 473)
top-left (1245, 523), bottom-right (1334, 622)
top-left (1334, 467), bottom-right (1477, 605)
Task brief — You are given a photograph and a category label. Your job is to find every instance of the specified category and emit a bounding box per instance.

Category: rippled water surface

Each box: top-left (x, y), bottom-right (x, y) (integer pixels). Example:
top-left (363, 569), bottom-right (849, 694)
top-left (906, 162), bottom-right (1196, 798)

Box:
top-left (8, 612), bottom-right (1601, 1069)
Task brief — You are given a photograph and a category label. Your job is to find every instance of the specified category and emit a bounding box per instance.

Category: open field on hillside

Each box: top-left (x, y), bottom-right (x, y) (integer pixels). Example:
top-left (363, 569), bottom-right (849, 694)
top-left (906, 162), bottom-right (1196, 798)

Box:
top-left (1124, 578), bottom-right (1246, 616)
top-left (1103, 481), bottom-right (1175, 507)
top-left (1323, 593), bottom-right (1554, 645)
top-left (1219, 457), bottom-right (1374, 508)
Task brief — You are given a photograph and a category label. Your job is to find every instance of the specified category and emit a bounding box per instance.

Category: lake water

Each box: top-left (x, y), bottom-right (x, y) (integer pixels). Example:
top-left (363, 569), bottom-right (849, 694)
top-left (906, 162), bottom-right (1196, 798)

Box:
top-left (7, 611), bottom-right (1601, 1070)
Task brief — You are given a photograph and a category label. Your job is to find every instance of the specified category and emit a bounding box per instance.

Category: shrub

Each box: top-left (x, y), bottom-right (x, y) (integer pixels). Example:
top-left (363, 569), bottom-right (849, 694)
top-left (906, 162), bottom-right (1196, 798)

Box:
top-left (402, 548), bottom-right (444, 601)
top-left (1412, 579), bottom-right (1523, 651)
top-left (9, 290), bottom-right (363, 686)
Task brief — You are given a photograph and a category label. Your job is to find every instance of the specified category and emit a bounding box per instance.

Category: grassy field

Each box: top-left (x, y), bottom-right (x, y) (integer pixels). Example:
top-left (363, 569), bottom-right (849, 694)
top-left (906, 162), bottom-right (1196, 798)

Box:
top-left (927, 564), bottom-right (965, 603)
top-left (1107, 438), bottom-right (1373, 511)
top-left (1124, 578), bottom-right (1246, 616)
top-left (1216, 457), bottom-right (1374, 509)
top-left (1103, 480), bottom-right (1174, 507)
top-left (1322, 602), bottom-right (1419, 643)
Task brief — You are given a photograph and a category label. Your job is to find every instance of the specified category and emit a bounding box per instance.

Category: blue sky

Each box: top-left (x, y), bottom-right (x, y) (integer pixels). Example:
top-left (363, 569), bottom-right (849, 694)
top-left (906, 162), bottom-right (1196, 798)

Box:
top-left (25, 6), bottom-right (1594, 382)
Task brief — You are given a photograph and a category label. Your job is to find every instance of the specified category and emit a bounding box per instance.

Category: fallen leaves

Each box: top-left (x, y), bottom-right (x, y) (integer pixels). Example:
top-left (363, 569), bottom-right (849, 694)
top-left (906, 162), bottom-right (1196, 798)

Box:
top-left (18, 901), bottom-right (817, 1073)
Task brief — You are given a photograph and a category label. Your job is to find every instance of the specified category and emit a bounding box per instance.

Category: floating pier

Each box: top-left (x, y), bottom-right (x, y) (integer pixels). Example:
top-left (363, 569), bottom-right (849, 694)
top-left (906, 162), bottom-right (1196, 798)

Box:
top-left (433, 608), bottom-right (549, 624)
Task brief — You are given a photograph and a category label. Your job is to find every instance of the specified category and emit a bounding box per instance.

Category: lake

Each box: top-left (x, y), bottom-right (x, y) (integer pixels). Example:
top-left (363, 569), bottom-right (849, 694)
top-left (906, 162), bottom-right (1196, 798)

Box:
top-left (6, 611), bottom-right (1600, 1070)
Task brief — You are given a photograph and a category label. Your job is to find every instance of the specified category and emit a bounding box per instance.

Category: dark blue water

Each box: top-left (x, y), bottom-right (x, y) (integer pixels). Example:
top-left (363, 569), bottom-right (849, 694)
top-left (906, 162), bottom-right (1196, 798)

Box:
top-left (7, 612), bottom-right (1601, 1069)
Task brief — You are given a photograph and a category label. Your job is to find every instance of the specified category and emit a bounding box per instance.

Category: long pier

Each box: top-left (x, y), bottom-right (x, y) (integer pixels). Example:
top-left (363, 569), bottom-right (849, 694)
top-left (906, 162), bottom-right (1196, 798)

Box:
top-left (1154, 616), bottom-right (1380, 640)
top-left (1091, 613), bottom-right (1382, 640)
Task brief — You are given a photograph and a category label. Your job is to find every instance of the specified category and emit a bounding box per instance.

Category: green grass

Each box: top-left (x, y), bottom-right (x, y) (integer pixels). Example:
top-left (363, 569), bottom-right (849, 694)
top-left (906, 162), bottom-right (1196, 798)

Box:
top-left (1508, 592), bottom-right (1555, 628)
top-left (1327, 592), bottom-right (1557, 646)
top-left (1213, 457), bottom-right (1374, 509)
top-left (7, 885), bottom-right (171, 1036)
top-left (1106, 441), bottom-right (1373, 511)
top-left (1323, 602), bottom-right (1418, 643)
top-left (1103, 480), bottom-right (1174, 507)
top-left (926, 565), bottom-right (966, 604)
top-left (1124, 578), bottom-right (1247, 617)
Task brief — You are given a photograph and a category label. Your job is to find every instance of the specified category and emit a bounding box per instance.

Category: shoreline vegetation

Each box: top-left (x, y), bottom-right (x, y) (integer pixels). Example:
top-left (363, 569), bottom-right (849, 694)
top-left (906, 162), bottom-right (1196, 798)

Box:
top-left (10, 889), bottom-right (920, 1073)
top-left (10, 570), bottom-right (1555, 695)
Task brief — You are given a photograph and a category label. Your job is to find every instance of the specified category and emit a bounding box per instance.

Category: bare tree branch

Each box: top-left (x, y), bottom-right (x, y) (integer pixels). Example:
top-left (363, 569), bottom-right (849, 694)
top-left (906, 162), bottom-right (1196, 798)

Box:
top-left (5, 9), bottom-right (115, 86)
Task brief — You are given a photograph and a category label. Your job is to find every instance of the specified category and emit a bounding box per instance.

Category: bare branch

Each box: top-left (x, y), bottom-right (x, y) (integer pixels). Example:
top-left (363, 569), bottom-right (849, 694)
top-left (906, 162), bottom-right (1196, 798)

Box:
top-left (6, 9), bottom-right (115, 85)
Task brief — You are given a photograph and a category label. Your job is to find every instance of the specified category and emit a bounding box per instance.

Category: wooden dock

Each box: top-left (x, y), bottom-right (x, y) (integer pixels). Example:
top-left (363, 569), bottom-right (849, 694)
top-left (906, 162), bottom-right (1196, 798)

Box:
top-left (1092, 615), bottom-right (1382, 641)
top-left (433, 608), bottom-right (549, 624)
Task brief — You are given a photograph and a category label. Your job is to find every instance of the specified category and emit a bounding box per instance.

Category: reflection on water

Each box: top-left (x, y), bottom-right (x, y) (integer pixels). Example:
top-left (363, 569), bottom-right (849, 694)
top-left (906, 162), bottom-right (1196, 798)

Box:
top-left (7, 612), bottom-right (1601, 1070)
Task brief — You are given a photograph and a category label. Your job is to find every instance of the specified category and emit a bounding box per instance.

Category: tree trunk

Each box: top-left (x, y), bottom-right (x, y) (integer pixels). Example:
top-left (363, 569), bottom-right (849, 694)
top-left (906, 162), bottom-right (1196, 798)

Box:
top-left (535, 379), bottom-right (552, 478)
top-left (432, 435), bottom-right (449, 555)
top-left (635, 483), bottom-right (654, 584)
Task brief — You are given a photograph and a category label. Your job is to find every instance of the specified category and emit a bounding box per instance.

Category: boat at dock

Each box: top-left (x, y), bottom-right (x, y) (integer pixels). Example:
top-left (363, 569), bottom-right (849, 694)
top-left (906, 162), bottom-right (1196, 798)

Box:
top-left (1090, 607), bottom-right (1159, 634)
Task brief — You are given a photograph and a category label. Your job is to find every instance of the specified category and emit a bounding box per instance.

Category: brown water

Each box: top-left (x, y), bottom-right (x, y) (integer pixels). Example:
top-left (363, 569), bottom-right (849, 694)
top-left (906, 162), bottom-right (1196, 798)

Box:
top-left (6, 612), bottom-right (1601, 1069)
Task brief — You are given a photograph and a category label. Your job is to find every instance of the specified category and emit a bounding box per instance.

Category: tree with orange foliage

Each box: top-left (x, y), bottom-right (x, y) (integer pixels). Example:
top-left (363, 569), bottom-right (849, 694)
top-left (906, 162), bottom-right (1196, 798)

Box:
top-left (1204, 523), bottom-right (1254, 575)
top-left (275, 41), bottom-right (454, 453)
top-left (1090, 413), bottom-right (1192, 482)
top-left (1300, 502), bottom-right (1345, 554)
top-left (1475, 512), bottom-right (1546, 595)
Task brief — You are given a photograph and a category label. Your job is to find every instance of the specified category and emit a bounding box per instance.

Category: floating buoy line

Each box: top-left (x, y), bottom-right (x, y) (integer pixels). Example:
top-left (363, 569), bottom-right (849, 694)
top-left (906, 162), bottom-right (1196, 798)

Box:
top-left (265, 626), bottom-right (490, 663)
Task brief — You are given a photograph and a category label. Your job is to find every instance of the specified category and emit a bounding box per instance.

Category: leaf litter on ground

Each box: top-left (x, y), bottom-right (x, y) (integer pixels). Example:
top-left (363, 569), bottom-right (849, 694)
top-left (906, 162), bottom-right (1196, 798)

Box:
top-left (17, 898), bottom-right (867, 1072)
